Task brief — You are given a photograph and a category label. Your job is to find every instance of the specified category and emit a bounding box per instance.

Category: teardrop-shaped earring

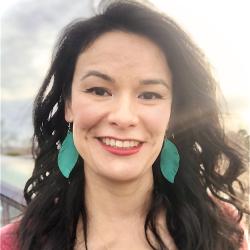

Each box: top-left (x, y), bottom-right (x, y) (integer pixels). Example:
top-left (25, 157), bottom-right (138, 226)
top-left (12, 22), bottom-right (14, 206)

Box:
top-left (160, 139), bottom-right (180, 183)
top-left (57, 124), bottom-right (79, 178)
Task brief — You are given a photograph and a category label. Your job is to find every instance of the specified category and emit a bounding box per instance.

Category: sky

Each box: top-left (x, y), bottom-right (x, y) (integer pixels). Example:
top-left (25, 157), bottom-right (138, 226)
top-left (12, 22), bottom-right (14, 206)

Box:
top-left (1, 0), bottom-right (249, 131)
top-left (1, 0), bottom-right (93, 99)
top-left (149, 0), bottom-right (250, 131)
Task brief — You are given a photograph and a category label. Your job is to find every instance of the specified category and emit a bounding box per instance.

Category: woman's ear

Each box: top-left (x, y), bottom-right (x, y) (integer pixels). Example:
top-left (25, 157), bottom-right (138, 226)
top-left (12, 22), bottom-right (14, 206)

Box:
top-left (64, 100), bottom-right (73, 122)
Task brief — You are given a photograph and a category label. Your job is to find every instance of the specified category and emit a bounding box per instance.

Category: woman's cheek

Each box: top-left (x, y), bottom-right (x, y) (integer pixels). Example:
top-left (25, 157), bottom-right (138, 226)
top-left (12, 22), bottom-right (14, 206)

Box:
top-left (72, 100), bottom-right (107, 130)
top-left (141, 105), bottom-right (171, 135)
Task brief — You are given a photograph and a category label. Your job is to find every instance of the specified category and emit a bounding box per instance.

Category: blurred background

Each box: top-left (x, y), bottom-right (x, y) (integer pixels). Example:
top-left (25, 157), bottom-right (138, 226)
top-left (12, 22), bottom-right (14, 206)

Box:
top-left (1, 0), bottom-right (249, 226)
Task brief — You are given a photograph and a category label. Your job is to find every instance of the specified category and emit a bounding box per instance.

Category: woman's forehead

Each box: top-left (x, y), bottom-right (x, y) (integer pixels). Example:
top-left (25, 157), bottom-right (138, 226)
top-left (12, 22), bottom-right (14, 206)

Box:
top-left (75, 31), bottom-right (172, 80)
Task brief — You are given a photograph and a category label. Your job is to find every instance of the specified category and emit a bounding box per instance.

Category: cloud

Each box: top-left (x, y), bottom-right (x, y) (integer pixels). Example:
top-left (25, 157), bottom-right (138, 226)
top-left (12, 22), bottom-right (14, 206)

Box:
top-left (1, 0), bottom-right (93, 100)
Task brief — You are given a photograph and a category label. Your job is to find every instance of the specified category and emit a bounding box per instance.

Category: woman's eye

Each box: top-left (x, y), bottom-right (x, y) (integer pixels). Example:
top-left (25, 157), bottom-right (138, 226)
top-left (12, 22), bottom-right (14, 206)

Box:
top-left (138, 92), bottom-right (162, 100)
top-left (85, 87), bottom-right (111, 96)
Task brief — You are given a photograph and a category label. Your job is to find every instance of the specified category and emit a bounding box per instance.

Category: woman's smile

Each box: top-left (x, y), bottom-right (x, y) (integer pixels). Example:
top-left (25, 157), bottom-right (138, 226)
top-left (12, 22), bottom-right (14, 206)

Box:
top-left (96, 136), bottom-right (144, 156)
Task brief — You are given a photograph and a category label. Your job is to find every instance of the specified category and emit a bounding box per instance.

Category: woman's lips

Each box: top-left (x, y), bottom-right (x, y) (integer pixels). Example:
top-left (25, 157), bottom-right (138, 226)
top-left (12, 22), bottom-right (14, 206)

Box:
top-left (97, 138), bottom-right (143, 156)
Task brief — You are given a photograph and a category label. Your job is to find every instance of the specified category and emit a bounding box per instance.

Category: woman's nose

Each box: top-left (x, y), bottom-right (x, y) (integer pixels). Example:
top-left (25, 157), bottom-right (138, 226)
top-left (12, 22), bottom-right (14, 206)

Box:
top-left (107, 96), bottom-right (139, 128)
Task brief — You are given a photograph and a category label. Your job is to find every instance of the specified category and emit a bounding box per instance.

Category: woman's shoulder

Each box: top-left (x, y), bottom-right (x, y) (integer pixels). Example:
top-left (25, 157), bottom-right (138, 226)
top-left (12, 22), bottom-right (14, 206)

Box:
top-left (0, 222), bottom-right (19, 250)
top-left (214, 198), bottom-right (249, 250)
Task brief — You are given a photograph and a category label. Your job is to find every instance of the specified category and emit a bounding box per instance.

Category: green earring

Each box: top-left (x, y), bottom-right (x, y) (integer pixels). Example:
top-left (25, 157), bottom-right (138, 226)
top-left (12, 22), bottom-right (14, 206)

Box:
top-left (57, 130), bottom-right (79, 178)
top-left (160, 139), bottom-right (180, 183)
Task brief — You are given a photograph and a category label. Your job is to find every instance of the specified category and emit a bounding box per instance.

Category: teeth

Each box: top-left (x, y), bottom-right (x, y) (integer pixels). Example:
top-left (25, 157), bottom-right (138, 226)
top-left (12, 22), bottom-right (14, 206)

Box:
top-left (106, 138), bottom-right (110, 145)
top-left (100, 138), bottom-right (140, 148)
top-left (116, 140), bottom-right (122, 147)
top-left (110, 139), bottom-right (115, 147)
top-left (124, 141), bottom-right (130, 147)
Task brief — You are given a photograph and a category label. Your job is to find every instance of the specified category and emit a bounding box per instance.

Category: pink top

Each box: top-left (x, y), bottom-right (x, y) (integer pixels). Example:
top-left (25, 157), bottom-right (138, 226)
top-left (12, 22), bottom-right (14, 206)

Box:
top-left (0, 211), bottom-right (248, 250)
top-left (0, 222), bottom-right (19, 250)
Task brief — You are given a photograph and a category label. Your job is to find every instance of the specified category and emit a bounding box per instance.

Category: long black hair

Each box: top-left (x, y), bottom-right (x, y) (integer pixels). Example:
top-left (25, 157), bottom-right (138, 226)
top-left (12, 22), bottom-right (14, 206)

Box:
top-left (18, 1), bottom-right (248, 249)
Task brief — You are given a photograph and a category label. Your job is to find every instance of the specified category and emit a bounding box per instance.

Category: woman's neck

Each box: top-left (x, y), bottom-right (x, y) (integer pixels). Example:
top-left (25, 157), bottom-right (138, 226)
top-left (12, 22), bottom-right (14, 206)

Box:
top-left (75, 169), bottom-right (178, 250)
top-left (84, 168), bottom-right (154, 223)
top-left (75, 169), bottom-right (154, 249)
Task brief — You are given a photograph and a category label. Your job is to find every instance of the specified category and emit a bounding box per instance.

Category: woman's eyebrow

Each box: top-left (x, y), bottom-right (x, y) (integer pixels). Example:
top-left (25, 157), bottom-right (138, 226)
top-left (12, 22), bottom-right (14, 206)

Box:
top-left (80, 70), bottom-right (115, 83)
top-left (140, 79), bottom-right (170, 89)
top-left (80, 70), bottom-right (170, 89)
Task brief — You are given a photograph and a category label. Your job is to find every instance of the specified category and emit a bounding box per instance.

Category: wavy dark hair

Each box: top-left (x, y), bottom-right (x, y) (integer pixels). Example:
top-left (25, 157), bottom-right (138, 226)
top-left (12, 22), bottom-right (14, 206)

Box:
top-left (18, 1), bottom-right (248, 249)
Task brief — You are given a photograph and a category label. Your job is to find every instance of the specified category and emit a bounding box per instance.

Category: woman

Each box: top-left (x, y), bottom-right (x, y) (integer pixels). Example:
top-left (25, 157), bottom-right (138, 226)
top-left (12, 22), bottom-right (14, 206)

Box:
top-left (1, 0), bottom-right (248, 249)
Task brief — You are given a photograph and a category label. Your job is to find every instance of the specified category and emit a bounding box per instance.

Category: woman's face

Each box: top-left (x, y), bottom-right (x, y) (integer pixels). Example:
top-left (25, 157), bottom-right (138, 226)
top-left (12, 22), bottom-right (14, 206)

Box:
top-left (65, 31), bottom-right (172, 182)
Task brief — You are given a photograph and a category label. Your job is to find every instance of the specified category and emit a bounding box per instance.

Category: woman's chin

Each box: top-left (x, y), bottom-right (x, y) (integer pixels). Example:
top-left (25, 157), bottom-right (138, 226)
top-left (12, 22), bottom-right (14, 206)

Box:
top-left (96, 164), bottom-right (148, 183)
